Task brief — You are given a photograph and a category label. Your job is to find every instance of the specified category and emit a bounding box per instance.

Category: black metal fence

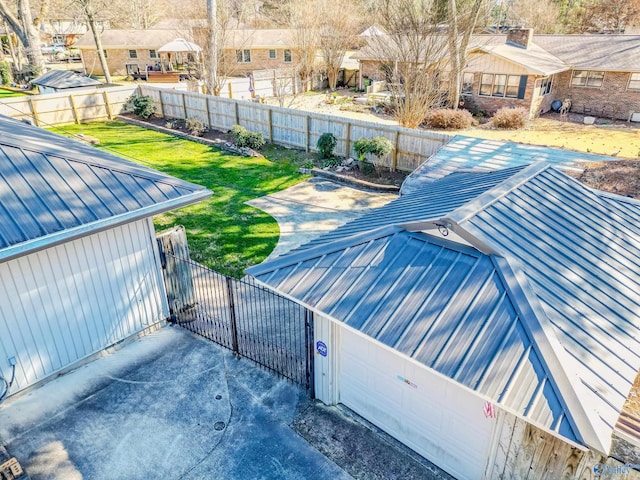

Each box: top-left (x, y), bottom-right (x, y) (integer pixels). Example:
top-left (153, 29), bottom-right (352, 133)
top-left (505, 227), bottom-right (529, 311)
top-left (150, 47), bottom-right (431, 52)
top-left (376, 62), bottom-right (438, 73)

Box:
top-left (159, 251), bottom-right (314, 391)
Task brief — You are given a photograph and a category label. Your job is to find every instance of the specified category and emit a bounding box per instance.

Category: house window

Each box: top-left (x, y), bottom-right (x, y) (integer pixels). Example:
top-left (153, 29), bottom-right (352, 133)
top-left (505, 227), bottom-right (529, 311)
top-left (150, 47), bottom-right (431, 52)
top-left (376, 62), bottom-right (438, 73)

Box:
top-left (571, 70), bottom-right (604, 88)
top-left (128, 49), bottom-right (138, 59)
top-left (236, 49), bottom-right (251, 63)
top-left (628, 73), bottom-right (640, 90)
top-left (479, 73), bottom-right (522, 98)
top-left (461, 72), bottom-right (474, 95)
top-left (538, 76), bottom-right (552, 96)
top-left (52, 35), bottom-right (65, 45)
top-left (284, 49), bottom-right (292, 63)
top-left (149, 49), bottom-right (158, 59)
top-left (268, 49), bottom-right (276, 59)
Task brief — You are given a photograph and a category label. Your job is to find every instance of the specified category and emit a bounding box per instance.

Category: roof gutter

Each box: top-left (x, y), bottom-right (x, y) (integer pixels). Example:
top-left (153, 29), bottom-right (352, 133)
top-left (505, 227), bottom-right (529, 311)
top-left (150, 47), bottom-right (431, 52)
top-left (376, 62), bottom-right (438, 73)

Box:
top-left (0, 189), bottom-right (211, 265)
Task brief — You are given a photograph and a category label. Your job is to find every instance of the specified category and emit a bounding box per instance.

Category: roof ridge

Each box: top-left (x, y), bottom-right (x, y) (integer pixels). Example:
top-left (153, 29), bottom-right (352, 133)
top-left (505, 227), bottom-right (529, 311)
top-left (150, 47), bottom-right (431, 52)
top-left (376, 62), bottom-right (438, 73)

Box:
top-left (445, 161), bottom-right (550, 226)
top-left (491, 255), bottom-right (609, 453)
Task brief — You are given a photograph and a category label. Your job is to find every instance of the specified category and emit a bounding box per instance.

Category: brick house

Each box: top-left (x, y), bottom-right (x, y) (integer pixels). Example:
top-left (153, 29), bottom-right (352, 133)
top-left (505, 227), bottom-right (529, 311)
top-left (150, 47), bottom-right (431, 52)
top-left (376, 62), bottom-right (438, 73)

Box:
top-left (356, 29), bottom-right (640, 120)
top-left (75, 28), bottom-right (299, 79)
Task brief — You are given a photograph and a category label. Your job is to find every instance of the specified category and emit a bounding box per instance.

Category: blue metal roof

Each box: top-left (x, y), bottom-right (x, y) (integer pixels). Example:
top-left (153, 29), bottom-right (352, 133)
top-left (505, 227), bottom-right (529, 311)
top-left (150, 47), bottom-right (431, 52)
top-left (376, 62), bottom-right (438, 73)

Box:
top-left (249, 161), bottom-right (640, 453)
top-left (0, 116), bottom-right (211, 261)
top-left (32, 70), bottom-right (102, 90)
top-left (401, 135), bottom-right (617, 195)
top-left (249, 227), bottom-right (579, 443)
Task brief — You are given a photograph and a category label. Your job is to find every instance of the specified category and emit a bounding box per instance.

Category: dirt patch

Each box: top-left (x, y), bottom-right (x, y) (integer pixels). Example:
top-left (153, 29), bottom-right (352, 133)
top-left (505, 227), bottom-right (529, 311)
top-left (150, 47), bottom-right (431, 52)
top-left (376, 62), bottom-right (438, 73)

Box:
top-left (127, 113), bottom-right (235, 144)
top-left (571, 160), bottom-right (640, 199)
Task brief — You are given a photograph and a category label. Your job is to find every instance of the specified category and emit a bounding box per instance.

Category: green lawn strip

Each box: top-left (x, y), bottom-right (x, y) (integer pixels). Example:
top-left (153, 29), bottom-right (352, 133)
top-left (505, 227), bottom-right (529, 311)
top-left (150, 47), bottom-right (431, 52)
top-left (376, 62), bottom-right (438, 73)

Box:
top-left (55, 121), bottom-right (309, 277)
top-left (0, 88), bottom-right (27, 98)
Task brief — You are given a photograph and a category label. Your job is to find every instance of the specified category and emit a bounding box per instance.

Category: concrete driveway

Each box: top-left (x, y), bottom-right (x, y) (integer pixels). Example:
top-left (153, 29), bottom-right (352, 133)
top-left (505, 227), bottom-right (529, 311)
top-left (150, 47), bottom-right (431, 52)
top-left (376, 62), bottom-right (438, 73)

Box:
top-left (0, 327), bottom-right (350, 480)
top-left (247, 177), bottom-right (397, 260)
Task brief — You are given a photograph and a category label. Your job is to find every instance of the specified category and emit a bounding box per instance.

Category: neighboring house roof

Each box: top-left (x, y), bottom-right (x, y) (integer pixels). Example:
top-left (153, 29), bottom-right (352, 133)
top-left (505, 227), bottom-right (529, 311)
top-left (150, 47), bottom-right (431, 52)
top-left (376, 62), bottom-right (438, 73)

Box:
top-left (74, 29), bottom-right (179, 49)
top-left (535, 34), bottom-right (640, 72)
top-left (0, 116), bottom-right (211, 263)
top-left (401, 135), bottom-right (617, 195)
top-left (32, 69), bottom-right (102, 90)
top-left (470, 37), bottom-right (567, 76)
top-left (158, 38), bottom-right (202, 53)
top-left (356, 33), bottom-right (640, 74)
top-left (248, 162), bottom-right (640, 455)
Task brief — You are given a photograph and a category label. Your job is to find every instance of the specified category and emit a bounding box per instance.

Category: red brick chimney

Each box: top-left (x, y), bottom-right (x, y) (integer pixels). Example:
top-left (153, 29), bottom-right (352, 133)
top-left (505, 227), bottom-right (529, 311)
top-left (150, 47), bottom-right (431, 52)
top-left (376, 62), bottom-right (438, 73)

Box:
top-left (506, 28), bottom-right (533, 49)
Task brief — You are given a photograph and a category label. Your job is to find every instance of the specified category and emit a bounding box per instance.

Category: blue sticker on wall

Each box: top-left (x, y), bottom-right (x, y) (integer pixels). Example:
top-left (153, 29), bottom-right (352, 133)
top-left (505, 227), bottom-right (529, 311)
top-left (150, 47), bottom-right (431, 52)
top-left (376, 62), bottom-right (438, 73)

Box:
top-left (316, 341), bottom-right (327, 357)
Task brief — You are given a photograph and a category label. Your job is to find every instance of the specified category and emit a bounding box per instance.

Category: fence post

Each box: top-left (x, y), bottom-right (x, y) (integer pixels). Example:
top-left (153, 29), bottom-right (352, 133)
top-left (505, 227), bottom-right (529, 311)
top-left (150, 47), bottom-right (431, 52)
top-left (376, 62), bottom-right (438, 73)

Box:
top-left (305, 114), bottom-right (311, 152)
top-left (29, 98), bottom-right (40, 126)
top-left (103, 91), bottom-right (113, 120)
top-left (392, 130), bottom-right (399, 172)
top-left (69, 94), bottom-right (80, 124)
top-left (345, 121), bottom-right (351, 158)
top-left (234, 101), bottom-right (240, 125)
top-left (228, 82), bottom-right (233, 99)
top-left (267, 107), bottom-right (273, 142)
top-left (204, 96), bottom-right (211, 128)
top-left (226, 276), bottom-right (240, 356)
top-left (181, 91), bottom-right (188, 119)
top-left (305, 309), bottom-right (315, 397)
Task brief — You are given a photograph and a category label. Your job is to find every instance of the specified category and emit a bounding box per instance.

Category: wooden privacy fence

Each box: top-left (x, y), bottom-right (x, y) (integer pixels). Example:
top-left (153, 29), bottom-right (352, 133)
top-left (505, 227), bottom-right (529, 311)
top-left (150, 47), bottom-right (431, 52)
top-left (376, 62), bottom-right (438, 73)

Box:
top-left (139, 85), bottom-right (453, 172)
top-left (0, 85), bottom-right (138, 126)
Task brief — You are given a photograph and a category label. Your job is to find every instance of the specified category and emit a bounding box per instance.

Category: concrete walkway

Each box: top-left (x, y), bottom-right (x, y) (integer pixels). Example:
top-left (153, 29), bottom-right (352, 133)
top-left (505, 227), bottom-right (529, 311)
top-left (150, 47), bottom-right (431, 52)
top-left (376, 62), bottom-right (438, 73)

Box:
top-left (246, 177), bottom-right (396, 260)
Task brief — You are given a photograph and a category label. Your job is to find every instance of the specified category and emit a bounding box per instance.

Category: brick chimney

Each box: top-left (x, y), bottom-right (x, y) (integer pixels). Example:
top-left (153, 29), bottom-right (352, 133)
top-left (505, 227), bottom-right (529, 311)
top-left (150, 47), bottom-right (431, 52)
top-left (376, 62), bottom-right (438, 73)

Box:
top-left (506, 28), bottom-right (533, 49)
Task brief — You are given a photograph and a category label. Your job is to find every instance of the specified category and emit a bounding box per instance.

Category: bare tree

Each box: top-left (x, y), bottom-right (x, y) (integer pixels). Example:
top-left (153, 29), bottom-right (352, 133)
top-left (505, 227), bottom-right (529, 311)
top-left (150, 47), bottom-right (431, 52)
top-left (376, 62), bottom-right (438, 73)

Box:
top-left (505, 0), bottom-right (562, 33)
top-left (571, 0), bottom-right (640, 32)
top-left (287, 0), bottom-right (320, 91)
top-left (0, 0), bottom-right (46, 76)
top-left (366, 0), bottom-right (450, 128)
top-left (73, 0), bottom-right (111, 82)
top-left (317, 0), bottom-right (363, 90)
top-left (445, 0), bottom-right (490, 108)
top-left (111, 0), bottom-right (168, 29)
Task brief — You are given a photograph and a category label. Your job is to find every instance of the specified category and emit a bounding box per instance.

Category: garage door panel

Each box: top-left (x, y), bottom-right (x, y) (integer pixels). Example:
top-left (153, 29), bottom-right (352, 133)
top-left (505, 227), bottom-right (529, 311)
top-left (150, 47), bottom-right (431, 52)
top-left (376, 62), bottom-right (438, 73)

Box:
top-left (340, 328), bottom-right (493, 480)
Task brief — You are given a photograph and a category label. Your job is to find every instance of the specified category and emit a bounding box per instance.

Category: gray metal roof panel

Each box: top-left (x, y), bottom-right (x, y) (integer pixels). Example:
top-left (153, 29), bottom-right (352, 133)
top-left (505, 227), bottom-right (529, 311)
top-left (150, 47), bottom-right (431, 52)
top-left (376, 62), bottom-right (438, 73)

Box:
top-left (0, 116), bottom-right (210, 255)
top-left (32, 70), bottom-right (102, 89)
top-left (249, 229), bottom-right (578, 444)
top-left (401, 135), bottom-right (616, 196)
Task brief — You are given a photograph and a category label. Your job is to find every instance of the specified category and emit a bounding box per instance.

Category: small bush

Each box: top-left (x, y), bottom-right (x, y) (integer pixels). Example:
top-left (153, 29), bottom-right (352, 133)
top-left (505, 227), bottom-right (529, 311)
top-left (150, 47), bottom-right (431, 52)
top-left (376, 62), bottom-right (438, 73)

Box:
top-left (0, 62), bottom-right (12, 85)
top-left (322, 157), bottom-right (341, 168)
top-left (129, 95), bottom-right (156, 119)
top-left (492, 107), bottom-right (528, 129)
top-left (425, 109), bottom-right (473, 130)
top-left (230, 124), bottom-right (265, 150)
top-left (186, 118), bottom-right (206, 137)
top-left (354, 138), bottom-right (370, 161)
top-left (367, 136), bottom-right (393, 159)
top-left (317, 132), bottom-right (337, 159)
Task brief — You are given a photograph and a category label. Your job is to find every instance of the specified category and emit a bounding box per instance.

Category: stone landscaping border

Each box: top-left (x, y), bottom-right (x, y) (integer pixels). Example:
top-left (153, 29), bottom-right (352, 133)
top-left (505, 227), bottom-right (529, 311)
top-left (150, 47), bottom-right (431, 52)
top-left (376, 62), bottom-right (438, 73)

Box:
top-left (299, 167), bottom-right (401, 193)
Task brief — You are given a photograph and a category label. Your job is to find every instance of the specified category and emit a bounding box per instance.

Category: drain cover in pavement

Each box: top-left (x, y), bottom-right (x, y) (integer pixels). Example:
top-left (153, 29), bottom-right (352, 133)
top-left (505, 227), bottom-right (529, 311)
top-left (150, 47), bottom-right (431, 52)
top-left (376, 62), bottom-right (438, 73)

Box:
top-left (214, 421), bottom-right (226, 431)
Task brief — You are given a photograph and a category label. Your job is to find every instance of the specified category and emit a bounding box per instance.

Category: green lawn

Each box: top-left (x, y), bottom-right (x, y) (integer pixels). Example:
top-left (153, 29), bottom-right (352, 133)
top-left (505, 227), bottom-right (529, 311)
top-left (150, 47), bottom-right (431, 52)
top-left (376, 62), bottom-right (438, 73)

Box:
top-left (55, 121), bottom-right (309, 277)
top-left (0, 88), bottom-right (27, 98)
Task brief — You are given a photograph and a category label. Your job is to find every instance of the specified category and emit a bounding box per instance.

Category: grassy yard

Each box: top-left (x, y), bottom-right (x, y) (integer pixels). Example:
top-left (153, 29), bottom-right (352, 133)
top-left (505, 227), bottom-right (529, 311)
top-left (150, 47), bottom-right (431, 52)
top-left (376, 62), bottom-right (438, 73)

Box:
top-left (0, 88), bottom-right (27, 98)
top-left (55, 121), bottom-right (309, 277)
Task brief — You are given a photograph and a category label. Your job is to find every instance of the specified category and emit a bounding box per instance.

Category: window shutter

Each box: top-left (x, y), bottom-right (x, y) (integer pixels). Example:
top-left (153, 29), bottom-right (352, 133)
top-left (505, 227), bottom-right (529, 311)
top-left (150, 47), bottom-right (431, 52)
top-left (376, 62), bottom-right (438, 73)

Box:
top-left (518, 76), bottom-right (528, 99)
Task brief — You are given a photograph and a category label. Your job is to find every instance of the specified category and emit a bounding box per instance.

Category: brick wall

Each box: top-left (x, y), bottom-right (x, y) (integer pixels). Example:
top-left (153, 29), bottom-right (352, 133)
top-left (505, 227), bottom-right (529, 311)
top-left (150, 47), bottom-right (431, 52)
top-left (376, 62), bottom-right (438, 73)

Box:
top-left (552, 70), bottom-right (640, 120)
top-left (81, 48), bottom-right (163, 75)
top-left (223, 48), bottom-right (297, 76)
top-left (463, 72), bottom-right (540, 116)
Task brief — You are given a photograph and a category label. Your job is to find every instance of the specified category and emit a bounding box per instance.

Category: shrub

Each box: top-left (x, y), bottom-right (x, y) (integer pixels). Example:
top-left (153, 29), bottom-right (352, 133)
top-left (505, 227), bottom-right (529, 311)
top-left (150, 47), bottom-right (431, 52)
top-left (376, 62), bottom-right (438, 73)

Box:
top-left (129, 95), bottom-right (156, 119)
top-left (492, 107), bottom-right (528, 129)
top-left (0, 62), bottom-right (12, 85)
top-left (424, 109), bottom-right (473, 130)
top-left (353, 137), bottom-right (370, 161)
top-left (185, 118), bottom-right (206, 137)
top-left (367, 136), bottom-right (393, 159)
top-left (353, 136), bottom-right (394, 161)
top-left (317, 132), bottom-right (337, 159)
top-left (230, 124), bottom-right (265, 150)
top-left (322, 157), bottom-right (341, 168)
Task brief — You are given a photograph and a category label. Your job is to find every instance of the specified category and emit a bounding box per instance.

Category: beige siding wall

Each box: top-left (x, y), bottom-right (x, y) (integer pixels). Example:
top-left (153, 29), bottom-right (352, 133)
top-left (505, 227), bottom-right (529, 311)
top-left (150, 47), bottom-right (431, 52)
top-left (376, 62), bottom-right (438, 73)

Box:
top-left (466, 52), bottom-right (529, 75)
top-left (0, 218), bottom-right (168, 395)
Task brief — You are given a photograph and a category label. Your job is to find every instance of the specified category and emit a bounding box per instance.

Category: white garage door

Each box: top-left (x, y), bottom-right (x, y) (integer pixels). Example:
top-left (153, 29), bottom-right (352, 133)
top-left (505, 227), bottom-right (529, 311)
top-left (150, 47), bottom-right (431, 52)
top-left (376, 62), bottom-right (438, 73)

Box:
top-left (340, 328), bottom-right (494, 480)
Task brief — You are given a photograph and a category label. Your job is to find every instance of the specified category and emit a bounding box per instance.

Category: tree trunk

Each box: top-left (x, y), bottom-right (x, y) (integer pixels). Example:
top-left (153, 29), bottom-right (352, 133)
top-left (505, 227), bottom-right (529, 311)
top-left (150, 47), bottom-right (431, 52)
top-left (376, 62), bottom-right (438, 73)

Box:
top-left (447, 0), bottom-right (461, 109)
top-left (0, 0), bottom-right (46, 77)
top-left (84, 6), bottom-right (111, 83)
top-left (206, 0), bottom-right (219, 95)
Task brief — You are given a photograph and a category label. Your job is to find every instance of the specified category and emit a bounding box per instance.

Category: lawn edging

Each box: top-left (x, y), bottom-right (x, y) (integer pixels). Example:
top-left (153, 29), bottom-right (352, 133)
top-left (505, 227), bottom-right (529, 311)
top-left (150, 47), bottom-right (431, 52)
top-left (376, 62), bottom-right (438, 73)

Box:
top-left (299, 167), bottom-right (401, 193)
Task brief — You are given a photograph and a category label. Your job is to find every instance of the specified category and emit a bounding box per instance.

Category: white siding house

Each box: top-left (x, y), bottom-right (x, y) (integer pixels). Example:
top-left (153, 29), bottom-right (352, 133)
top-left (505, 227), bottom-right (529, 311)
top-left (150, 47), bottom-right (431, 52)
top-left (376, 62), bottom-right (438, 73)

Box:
top-left (0, 116), bottom-right (210, 396)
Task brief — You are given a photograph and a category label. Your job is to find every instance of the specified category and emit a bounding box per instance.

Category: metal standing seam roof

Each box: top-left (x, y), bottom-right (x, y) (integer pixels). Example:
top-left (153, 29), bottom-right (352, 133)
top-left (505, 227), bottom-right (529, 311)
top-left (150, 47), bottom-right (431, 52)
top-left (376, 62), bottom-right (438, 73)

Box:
top-left (32, 70), bottom-right (102, 90)
top-left (0, 116), bottom-right (211, 262)
top-left (401, 135), bottom-right (618, 195)
top-left (248, 162), bottom-right (640, 454)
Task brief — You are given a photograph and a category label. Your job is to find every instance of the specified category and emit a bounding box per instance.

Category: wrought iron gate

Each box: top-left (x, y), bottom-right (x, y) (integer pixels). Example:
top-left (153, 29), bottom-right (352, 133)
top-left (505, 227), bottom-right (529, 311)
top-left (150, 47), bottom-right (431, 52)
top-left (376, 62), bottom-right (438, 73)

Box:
top-left (156, 230), bottom-right (314, 391)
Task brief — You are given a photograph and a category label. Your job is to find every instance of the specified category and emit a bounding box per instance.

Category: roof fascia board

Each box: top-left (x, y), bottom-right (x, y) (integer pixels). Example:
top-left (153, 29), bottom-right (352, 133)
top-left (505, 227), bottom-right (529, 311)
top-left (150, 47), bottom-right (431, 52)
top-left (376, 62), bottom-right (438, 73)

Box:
top-left (246, 225), bottom-right (405, 277)
top-left (0, 189), bottom-right (211, 264)
top-left (491, 254), bottom-right (609, 454)
top-left (248, 274), bottom-right (589, 451)
top-left (445, 162), bottom-right (550, 226)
